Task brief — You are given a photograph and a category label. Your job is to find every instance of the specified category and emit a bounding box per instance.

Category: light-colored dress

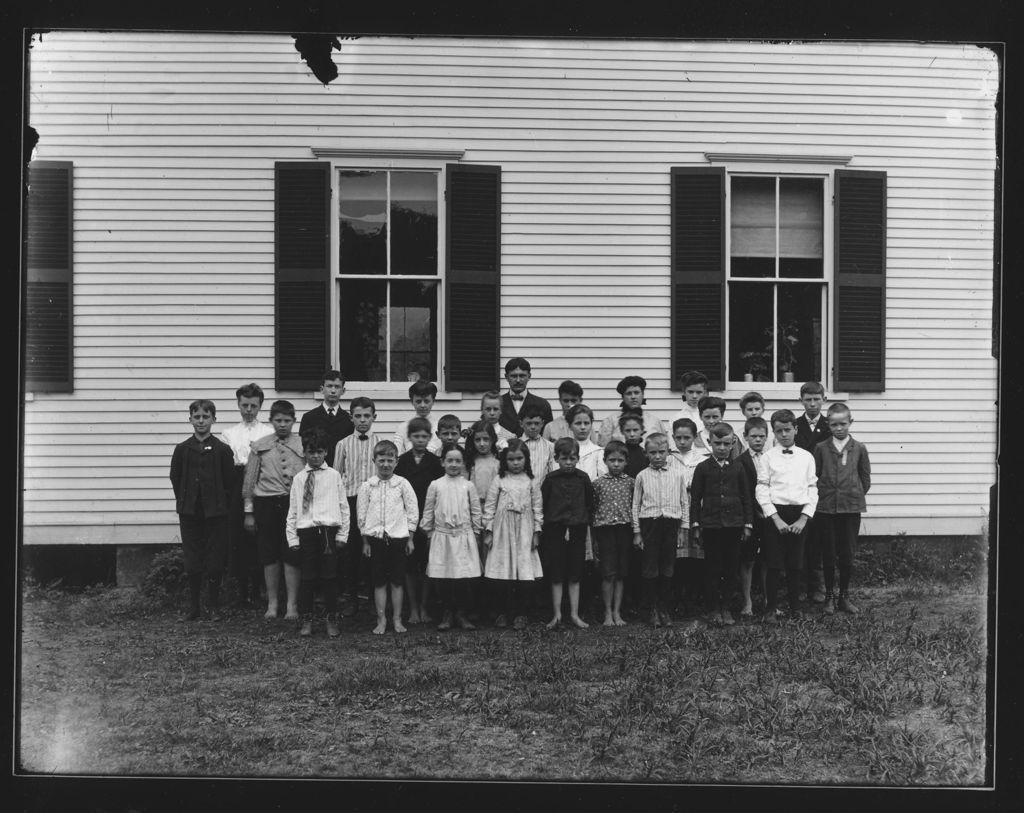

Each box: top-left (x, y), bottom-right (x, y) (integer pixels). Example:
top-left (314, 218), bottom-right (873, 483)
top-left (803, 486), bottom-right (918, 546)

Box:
top-left (421, 475), bottom-right (483, 579)
top-left (482, 473), bottom-right (544, 581)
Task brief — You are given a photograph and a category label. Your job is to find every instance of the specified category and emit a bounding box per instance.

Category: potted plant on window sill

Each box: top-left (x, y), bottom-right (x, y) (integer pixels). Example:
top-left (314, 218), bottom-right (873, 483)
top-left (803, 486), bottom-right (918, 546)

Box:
top-left (738, 350), bottom-right (771, 383)
top-left (777, 320), bottom-right (800, 382)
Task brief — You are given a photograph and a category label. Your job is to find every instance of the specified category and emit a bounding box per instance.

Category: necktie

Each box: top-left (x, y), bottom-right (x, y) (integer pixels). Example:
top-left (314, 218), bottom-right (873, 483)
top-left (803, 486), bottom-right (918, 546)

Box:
top-left (302, 468), bottom-right (316, 512)
top-left (782, 449), bottom-right (793, 455)
top-left (358, 434), bottom-right (368, 441)
top-left (328, 408), bottom-right (335, 417)
top-left (511, 394), bottom-right (524, 402)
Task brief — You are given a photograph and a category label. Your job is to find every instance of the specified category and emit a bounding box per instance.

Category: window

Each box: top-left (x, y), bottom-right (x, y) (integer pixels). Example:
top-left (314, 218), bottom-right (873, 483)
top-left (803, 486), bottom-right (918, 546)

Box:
top-left (274, 160), bottom-right (501, 393)
top-left (728, 175), bottom-right (825, 384)
top-left (670, 166), bottom-right (885, 393)
top-left (336, 170), bottom-right (440, 383)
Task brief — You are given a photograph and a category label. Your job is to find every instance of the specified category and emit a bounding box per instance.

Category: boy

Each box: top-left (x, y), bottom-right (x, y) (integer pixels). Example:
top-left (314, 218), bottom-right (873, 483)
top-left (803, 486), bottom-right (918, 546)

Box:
top-left (299, 370), bottom-right (354, 467)
top-left (481, 390), bottom-right (516, 449)
top-left (499, 357), bottom-right (554, 438)
top-left (695, 396), bottom-right (740, 461)
top-left (673, 370), bottom-right (708, 425)
top-left (435, 414), bottom-right (464, 454)
top-left (632, 433), bottom-right (689, 628)
top-left (540, 437), bottom-right (595, 629)
top-left (393, 379), bottom-right (442, 457)
top-left (286, 428), bottom-right (350, 638)
top-left (169, 399), bottom-right (235, 621)
top-left (357, 440), bottom-right (420, 635)
top-left (333, 396), bottom-right (381, 618)
top-left (737, 416), bottom-right (770, 617)
top-left (521, 405), bottom-right (555, 485)
top-left (755, 409), bottom-right (818, 623)
top-left (543, 380), bottom-right (596, 443)
top-left (619, 413), bottom-right (649, 477)
top-left (669, 417), bottom-right (705, 616)
top-left (795, 381), bottom-right (831, 604)
top-left (812, 403), bottom-right (871, 615)
top-left (690, 423), bottom-right (753, 626)
top-left (243, 400), bottom-right (307, 621)
top-left (219, 383), bottom-right (272, 608)
top-left (591, 440), bottom-right (635, 627)
top-left (738, 391), bottom-right (773, 452)
top-left (395, 417), bottom-right (445, 624)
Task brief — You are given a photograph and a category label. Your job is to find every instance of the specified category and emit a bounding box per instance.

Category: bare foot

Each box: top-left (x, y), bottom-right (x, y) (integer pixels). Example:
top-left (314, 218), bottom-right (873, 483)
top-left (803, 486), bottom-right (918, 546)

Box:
top-left (372, 619), bottom-right (387, 635)
top-left (264, 605), bottom-right (278, 621)
top-left (420, 611), bottom-right (434, 624)
top-left (603, 614), bottom-right (615, 627)
top-left (545, 616), bottom-right (562, 630)
top-left (569, 615), bottom-right (589, 629)
top-left (407, 612), bottom-right (421, 625)
top-left (613, 613), bottom-right (627, 626)
top-left (284, 606), bottom-right (299, 622)
top-left (393, 619), bottom-right (407, 634)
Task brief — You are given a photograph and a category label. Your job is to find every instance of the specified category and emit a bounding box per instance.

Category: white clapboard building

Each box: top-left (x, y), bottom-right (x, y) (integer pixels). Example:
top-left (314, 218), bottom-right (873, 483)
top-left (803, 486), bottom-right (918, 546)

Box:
top-left (22, 33), bottom-right (998, 561)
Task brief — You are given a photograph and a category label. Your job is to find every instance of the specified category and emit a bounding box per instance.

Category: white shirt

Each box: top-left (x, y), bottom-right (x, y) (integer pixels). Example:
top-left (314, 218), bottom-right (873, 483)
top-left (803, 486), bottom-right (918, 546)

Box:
top-left (523, 435), bottom-right (556, 483)
top-left (755, 444), bottom-right (818, 518)
top-left (285, 464), bottom-right (350, 546)
top-left (576, 438), bottom-right (608, 481)
top-left (832, 436), bottom-right (850, 453)
top-left (220, 420), bottom-right (273, 466)
top-left (356, 474), bottom-right (420, 539)
top-left (507, 389), bottom-right (529, 414)
top-left (672, 404), bottom-right (702, 426)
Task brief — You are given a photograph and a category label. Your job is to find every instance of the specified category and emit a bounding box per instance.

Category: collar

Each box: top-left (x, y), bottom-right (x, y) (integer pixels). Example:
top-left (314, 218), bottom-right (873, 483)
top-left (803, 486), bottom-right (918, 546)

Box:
top-left (714, 457), bottom-right (730, 467)
top-left (832, 436), bottom-right (851, 451)
top-left (305, 463), bottom-right (330, 472)
top-left (804, 413), bottom-right (821, 426)
top-left (367, 475), bottom-right (397, 486)
top-left (323, 403), bottom-right (342, 415)
top-left (509, 389), bottom-right (528, 401)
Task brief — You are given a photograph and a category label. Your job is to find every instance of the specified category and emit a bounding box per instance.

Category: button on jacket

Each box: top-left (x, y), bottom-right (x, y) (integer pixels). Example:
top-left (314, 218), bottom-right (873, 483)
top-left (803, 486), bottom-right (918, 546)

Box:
top-left (169, 434), bottom-right (234, 517)
top-left (690, 456), bottom-right (754, 529)
top-left (812, 437), bottom-right (871, 514)
top-left (540, 467), bottom-right (594, 526)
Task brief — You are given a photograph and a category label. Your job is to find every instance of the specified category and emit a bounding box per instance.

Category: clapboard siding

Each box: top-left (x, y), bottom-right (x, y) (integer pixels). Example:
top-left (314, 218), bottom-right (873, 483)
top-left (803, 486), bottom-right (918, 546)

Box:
top-left (23, 33), bottom-right (997, 541)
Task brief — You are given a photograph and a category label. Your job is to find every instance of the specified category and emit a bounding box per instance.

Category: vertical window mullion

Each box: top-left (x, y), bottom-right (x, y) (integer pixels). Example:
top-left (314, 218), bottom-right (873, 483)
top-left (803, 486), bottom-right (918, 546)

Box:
top-left (385, 171), bottom-right (392, 382)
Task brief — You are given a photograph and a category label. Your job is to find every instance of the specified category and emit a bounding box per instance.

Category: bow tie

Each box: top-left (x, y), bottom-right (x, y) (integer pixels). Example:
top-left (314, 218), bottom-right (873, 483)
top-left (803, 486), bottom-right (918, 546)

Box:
top-left (510, 394), bottom-right (524, 401)
top-left (357, 434), bottom-right (368, 441)
top-left (782, 448), bottom-right (793, 455)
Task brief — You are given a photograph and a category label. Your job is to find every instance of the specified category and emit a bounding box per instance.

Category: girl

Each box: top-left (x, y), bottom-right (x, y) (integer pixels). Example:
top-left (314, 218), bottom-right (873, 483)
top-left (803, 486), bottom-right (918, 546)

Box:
top-left (421, 443), bottom-right (483, 630)
top-left (464, 419), bottom-right (500, 621)
top-left (597, 375), bottom-right (669, 446)
top-left (482, 439), bottom-right (544, 630)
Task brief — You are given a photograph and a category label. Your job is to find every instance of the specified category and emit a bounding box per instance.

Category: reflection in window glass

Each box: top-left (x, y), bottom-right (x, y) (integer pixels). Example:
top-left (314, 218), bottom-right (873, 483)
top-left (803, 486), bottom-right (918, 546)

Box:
top-left (391, 172), bottom-right (438, 276)
top-left (389, 281), bottom-right (438, 382)
top-left (779, 178), bottom-right (823, 279)
top-left (339, 171), bottom-right (386, 275)
top-left (731, 176), bottom-right (775, 278)
top-left (729, 283), bottom-right (774, 382)
top-left (777, 283), bottom-right (823, 382)
top-left (339, 279), bottom-right (387, 382)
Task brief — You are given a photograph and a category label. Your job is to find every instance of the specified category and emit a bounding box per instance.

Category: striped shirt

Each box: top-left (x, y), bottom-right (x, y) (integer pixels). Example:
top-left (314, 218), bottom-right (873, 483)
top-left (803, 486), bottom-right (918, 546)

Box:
top-left (356, 475), bottom-right (419, 539)
top-left (523, 435), bottom-right (555, 483)
top-left (334, 431), bottom-right (382, 498)
top-left (632, 463), bottom-right (690, 532)
top-left (285, 464), bottom-right (350, 546)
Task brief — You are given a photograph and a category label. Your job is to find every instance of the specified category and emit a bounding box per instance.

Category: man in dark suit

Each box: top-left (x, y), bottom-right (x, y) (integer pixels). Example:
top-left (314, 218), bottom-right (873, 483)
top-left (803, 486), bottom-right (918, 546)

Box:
top-left (498, 357), bottom-right (554, 438)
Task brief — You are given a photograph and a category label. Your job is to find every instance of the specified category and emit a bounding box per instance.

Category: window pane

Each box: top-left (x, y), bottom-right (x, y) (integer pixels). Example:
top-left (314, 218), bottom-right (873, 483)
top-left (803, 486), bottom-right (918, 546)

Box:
top-left (780, 177), bottom-right (823, 278)
top-left (339, 171), bottom-right (386, 275)
top-left (729, 282), bottom-right (774, 382)
top-left (730, 176), bottom-right (775, 278)
top-left (391, 172), bottom-right (438, 276)
top-left (777, 283), bottom-right (823, 381)
top-left (388, 280), bottom-right (438, 383)
top-left (339, 279), bottom-right (386, 382)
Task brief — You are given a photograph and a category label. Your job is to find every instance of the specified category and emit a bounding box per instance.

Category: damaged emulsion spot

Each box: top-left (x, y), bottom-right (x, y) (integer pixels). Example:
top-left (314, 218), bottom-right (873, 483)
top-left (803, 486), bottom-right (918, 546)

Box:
top-left (292, 34), bottom-right (343, 85)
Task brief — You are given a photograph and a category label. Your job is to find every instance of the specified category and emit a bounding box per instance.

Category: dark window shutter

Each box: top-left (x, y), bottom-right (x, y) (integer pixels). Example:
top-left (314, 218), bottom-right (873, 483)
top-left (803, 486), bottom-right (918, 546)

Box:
top-left (670, 167), bottom-right (725, 391)
top-left (834, 170), bottom-right (886, 392)
top-left (275, 161), bottom-right (331, 390)
top-left (25, 161), bottom-right (73, 392)
top-left (445, 163), bottom-right (500, 391)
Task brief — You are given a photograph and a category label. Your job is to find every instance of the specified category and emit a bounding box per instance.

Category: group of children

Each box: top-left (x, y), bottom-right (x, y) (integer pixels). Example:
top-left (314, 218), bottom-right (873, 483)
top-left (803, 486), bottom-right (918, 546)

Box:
top-left (169, 358), bottom-right (871, 637)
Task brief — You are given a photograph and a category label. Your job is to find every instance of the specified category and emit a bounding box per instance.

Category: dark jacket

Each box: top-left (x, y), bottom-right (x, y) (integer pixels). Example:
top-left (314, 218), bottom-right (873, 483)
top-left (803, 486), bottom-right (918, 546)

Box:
top-left (813, 437), bottom-right (871, 514)
top-left (794, 413), bottom-right (831, 452)
top-left (499, 392), bottom-right (554, 438)
top-left (540, 467), bottom-right (594, 526)
top-left (395, 449), bottom-right (445, 513)
top-left (690, 456), bottom-right (753, 529)
top-left (298, 405), bottom-right (354, 467)
top-left (169, 434), bottom-right (235, 517)
top-left (736, 449), bottom-right (766, 518)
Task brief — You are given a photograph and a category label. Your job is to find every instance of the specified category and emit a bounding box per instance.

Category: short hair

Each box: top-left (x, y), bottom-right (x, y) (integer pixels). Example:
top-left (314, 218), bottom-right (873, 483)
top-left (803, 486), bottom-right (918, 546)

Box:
top-left (618, 411), bottom-right (644, 430)
top-left (739, 391), bottom-right (765, 411)
top-left (321, 369), bottom-right (345, 385)
top-left (408, 379), bottom-right (438, 400)
top-left (697, 396), bottom-right (727, 416)
top-left (644, 432), bottom-right (669, 450)
top-left (436, 414), bottom-right (462, 432)
top-left (349, 396), bottom-right (375, 414)
top-left (235, 383), bottom-right (264, 404)
top-left (744, 416), bottom-right (769, 436)
top-left (553, 437), bottom-right (580, 458)
top-left (826, 402), bottom-right (852, 419)
top-left (557, 380), bottom-right (583, 398)
top-left (565, 403), bottom-right (594, 424)
top-left (300, 427), bottom-right (329, 452)
top-left (770, 409), bottom-right (797, 429)
top-left (709, 422), bottom-right (735, 439)
top-left (603, 439), bottom-right (629, 460)
top-left (480, 390), bottom-right (502, 407)
top-left (499, 438), bottom-right (534, 478)
top-left (680, 370), bottom-right (708, 389)
top-left (189, 398), bottom-right (217, 417)
top-left (521, 404), bottom-right (546, 422)
top-left (616, 375), bottom-right (648, 395)
top-left (406, 416), bottom-right (432, 436)
top-left (372, 439), bottom-right (399, 459)
top-left (800, 380), bottom-right (826, 397)
top-left (439, 442), bottom-right (465, 462)
top-left (672, 417), bottom-right (698, 435)
top-left (268, 399), bottom-right (295, 419)
top-left (504, 357), bottom-right (532, 375)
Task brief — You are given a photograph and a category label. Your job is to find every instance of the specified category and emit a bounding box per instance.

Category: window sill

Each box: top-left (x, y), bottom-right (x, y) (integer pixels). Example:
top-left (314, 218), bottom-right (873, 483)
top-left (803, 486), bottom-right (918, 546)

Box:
top-left (721, 385), bottom-right (850, 402)
top-left (297, 388), bottom-right (463, 402)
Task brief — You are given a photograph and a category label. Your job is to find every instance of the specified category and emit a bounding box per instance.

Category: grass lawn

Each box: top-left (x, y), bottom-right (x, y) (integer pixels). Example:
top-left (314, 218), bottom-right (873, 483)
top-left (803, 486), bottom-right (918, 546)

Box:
top-left (17, 545), bottom-right (988, 786)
